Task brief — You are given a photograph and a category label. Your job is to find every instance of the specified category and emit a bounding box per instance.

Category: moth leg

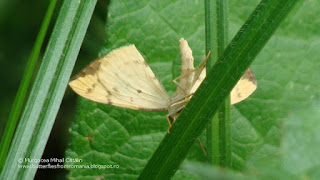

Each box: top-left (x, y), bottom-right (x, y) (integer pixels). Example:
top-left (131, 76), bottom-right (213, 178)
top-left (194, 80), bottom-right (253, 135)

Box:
top-left (168, 98), bottom-right (187, 108)
top-left (165, 115), bottom-right (173, 133)
top-left (196, 51), bottom-right (211, 70)
top-left (197, 138), bottom-right (207, 156)
top-left (173, 69), bottom-right (201, 95)
top-left (193, 51), bottom-right (211, 79)
top-left (166, 103), bottom-right (187, 133)
top-left (173, 78), bottom-right (187, 95)
top-left (172, 65), bottom-right (198, 95)
top-left (168, 93), bottom-right (194, 110)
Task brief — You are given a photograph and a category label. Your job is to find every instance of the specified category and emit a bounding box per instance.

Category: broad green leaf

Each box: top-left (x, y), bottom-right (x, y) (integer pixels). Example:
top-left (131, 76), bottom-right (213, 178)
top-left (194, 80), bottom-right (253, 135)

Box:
top-left (245, 100), bottom-right (320, 179)
top-left (282, 101), bottom-right (320, 177)
top-left (182, 161), bottom-right (245, 180)
top-left (66, 0), bottom-right (319, 179)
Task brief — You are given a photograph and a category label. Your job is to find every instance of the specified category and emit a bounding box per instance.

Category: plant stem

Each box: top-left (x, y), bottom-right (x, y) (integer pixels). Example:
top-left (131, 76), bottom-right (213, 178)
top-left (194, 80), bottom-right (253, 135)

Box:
top-left (205, 0), bottom-right (231, 167)
top-left (0, 0), bottom-right (57, 172)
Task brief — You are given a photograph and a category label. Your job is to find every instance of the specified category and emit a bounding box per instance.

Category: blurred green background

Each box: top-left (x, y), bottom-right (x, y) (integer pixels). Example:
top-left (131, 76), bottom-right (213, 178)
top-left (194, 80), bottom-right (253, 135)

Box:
top-left (0, 0), bottom-right (108, 179)
top-left (0, 0), bottom-right (50, 127)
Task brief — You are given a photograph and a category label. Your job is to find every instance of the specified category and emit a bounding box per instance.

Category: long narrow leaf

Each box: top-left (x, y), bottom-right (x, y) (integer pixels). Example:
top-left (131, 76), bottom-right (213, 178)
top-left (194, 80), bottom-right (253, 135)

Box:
top-left (139, 0), bottom-right (300, 179)
top-left (0, 0), bottom-right (57, 171)
top-left (0, 0), bottom-right (97, 179)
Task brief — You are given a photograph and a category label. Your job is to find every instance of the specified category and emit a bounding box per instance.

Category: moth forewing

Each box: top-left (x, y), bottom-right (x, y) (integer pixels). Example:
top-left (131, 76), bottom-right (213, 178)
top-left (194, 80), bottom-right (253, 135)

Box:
top-left (68, 59), bottom-right (111, 104)
top-left (69, 45), bottom-right (170, 111)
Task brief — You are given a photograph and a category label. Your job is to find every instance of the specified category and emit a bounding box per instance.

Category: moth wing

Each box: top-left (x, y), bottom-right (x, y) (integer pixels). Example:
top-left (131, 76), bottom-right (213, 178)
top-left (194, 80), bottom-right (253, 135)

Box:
top-left (230, 68), bottom-right (257, 104)
top-left (69, 59), bottom-right (112, 104)
top-left (69, 45), bottom-right (170, 111)
top-left (97, 45), bottom-right (170, 111)
top-left (190, 64), bottom-right (206, 94)
top-left (190, 67), bottom-right (257, 105)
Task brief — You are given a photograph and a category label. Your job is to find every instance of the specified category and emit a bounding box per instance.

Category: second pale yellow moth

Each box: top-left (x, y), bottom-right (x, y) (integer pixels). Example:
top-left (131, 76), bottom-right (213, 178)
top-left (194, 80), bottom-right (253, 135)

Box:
top-left (69, 38), bottom-right (257, 130)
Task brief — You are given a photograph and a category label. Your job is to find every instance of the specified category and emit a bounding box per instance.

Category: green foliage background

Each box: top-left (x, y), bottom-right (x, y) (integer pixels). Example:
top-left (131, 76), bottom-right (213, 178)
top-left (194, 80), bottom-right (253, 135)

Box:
top-left (66, 0), bottom-right (320, 179)
top-left (1, 0), bottom-right (319, 179)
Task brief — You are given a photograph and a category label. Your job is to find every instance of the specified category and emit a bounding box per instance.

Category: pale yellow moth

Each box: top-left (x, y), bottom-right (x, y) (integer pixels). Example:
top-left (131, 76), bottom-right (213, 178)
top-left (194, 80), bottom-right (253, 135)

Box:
top-left (69, 38), bottom-right (257, 130)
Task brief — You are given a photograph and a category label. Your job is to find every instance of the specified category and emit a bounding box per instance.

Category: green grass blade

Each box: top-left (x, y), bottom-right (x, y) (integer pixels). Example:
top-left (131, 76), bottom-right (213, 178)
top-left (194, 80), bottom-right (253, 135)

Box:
top-left (0, 0), bottom-right (58, 171)
top-left (139, 0), bottom-right (300, 179)
top-left (0, 0), bottom-right (97, 179)
top-left (205, 0), bottom-right (231, 167)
